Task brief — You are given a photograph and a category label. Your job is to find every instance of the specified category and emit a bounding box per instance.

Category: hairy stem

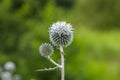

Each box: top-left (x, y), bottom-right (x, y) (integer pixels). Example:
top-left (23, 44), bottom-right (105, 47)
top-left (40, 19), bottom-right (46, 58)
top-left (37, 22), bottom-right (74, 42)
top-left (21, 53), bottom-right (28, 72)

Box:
top-left (47, 56), bottom-right (61, 68)
top-left (60, 46), bottom-right (65, 80)
top-left (36, 67), bottom-right (58, 71)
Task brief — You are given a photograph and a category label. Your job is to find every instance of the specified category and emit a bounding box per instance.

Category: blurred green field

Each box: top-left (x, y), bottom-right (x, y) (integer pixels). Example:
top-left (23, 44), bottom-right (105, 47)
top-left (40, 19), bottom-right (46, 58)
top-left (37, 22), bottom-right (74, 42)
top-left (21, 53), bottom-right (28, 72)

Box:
top-left (0, 0), bottom-right (120, 80)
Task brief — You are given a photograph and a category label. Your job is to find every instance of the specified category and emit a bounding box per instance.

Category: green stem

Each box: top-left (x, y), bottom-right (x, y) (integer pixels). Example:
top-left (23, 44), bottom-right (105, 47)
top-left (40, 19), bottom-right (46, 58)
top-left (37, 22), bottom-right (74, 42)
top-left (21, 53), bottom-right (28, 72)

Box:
top-left (60, 46), bottom-right (65, 80)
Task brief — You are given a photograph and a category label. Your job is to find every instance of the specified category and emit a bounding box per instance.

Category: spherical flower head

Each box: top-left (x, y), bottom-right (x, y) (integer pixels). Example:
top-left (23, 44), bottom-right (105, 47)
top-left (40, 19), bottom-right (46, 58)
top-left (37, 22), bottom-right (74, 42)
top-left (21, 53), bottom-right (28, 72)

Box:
top-left (39, 43), bottom-right (54, 57)
top-left (1, 72), bottom-right (12, 80)
top-left (49, 21), bottom-right (73, 47)
top-left (13, 74), bottom-right (21, 80)
top-left (4, 61), bottom-right (16, 72)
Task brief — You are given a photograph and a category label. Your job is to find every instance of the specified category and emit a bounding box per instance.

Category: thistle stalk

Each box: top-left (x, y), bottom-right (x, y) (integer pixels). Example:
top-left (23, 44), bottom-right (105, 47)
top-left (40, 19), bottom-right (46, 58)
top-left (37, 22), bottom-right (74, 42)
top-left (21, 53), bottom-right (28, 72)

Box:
top-left (47, 56), bottom-right (61, 68)
top-left (60, 46), bottom-right (65, 80)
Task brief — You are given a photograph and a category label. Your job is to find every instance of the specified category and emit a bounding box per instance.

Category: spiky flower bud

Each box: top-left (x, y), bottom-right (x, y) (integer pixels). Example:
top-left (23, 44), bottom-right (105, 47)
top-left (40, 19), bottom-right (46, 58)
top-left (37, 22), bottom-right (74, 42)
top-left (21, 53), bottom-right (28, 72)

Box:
top-left (39, 43), bottom-right (54, 57)
top-left (49, 21), bottom-right (73, 47)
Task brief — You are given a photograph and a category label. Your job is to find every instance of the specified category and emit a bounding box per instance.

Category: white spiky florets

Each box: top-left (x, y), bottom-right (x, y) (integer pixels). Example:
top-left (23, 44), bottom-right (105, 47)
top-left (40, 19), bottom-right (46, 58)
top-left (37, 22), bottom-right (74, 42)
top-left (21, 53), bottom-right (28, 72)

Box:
top-left (39, 43), bottom-right (54, 57)
top-left (49, 21), bottom-right (73, 47)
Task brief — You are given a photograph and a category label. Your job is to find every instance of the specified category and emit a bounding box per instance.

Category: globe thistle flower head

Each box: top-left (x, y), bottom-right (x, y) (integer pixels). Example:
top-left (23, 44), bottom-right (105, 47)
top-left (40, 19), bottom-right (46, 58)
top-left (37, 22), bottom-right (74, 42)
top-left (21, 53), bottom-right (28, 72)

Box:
top-left (13, 74), bottom-right (21, 80)
top-left (49, 21), bottom-right (73, 47)
top-left (39, 43), bottom-right (54, 57)
top-left (4, 61), bottom-right (16, 72)
top-left (1, 72), bottom-right (12, 80)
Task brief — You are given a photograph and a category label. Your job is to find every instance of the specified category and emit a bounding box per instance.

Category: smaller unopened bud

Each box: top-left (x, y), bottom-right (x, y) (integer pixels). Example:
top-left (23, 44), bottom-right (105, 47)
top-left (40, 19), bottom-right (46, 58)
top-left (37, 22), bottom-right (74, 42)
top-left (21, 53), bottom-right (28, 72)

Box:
top-left (39, 43), bottom-right (54, 57)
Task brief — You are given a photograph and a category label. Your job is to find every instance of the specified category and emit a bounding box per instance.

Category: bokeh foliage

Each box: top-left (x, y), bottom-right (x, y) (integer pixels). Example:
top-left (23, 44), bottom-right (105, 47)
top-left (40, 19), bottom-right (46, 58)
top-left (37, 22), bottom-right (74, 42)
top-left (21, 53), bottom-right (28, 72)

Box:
top-left (0, 0), bottom-right (120, 80)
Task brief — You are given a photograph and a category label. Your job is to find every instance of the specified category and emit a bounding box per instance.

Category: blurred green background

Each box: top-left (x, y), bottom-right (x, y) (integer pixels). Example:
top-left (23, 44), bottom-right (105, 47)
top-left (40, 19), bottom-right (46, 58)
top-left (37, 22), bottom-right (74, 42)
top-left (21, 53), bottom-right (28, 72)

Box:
top-left (0, 0), bottom-right (120, 80)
